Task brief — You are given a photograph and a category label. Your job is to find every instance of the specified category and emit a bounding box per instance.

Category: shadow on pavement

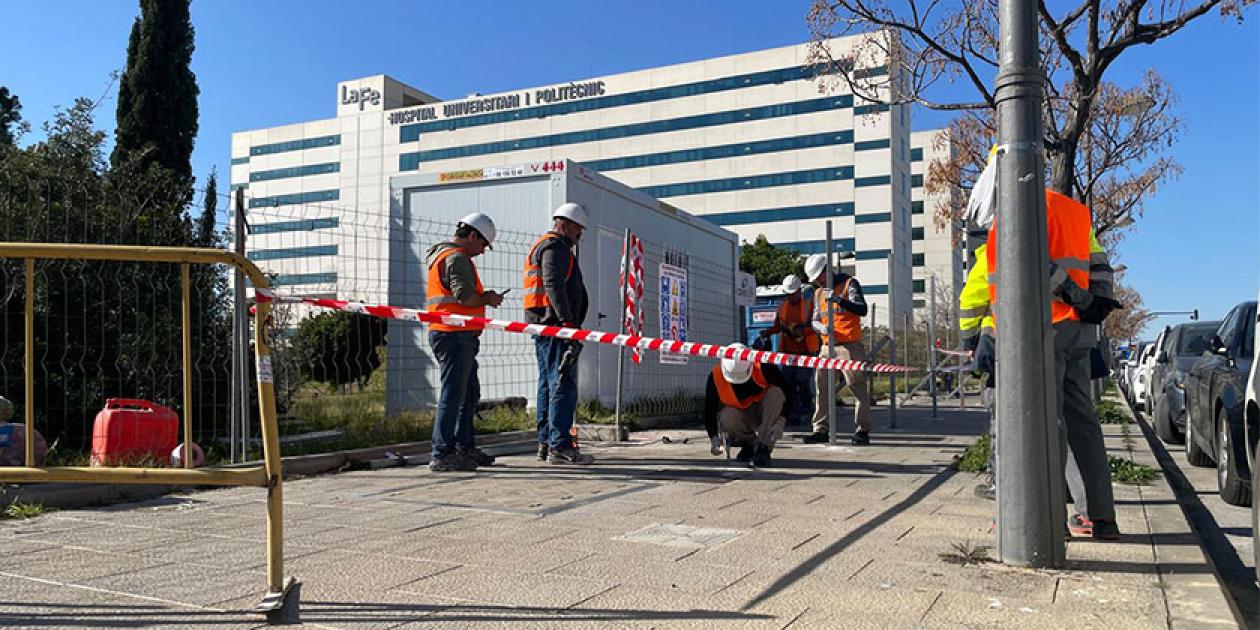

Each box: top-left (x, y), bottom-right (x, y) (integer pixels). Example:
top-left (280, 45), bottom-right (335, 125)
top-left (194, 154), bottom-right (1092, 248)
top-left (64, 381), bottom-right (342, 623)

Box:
top-left (740, 466), bottom-right (957, 610)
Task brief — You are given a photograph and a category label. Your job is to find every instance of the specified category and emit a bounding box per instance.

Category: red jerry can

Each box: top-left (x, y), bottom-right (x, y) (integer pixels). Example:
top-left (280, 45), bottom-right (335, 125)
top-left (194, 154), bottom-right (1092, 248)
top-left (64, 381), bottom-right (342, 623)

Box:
top-left (90, 398), bottom-right (180, 466)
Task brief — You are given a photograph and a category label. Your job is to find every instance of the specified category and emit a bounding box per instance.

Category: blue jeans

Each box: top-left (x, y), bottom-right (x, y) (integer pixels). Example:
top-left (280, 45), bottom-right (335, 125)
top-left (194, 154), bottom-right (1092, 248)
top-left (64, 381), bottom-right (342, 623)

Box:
top-left (534, 336), bottom-right (579, 449)
top-left (430, 331), bottom-right (480, 457)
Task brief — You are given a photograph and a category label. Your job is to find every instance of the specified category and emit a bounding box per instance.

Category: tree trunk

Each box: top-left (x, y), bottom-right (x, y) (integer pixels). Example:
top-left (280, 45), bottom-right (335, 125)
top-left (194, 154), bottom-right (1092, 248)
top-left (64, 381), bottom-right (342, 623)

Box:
top-left (1048, 148), bottom-right (1074, 196)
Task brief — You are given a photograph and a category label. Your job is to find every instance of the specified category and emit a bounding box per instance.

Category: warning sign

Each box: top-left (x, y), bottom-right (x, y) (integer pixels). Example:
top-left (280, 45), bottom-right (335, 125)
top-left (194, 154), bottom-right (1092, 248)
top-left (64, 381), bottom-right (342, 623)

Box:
top-left (659, 263), bottom-right (688, 365)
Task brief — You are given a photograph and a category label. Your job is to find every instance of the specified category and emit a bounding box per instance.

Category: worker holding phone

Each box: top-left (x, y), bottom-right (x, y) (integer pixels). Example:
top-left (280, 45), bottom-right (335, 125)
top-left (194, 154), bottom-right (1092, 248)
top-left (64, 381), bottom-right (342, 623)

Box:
top-left (425, 212), bottom-right (506, 473)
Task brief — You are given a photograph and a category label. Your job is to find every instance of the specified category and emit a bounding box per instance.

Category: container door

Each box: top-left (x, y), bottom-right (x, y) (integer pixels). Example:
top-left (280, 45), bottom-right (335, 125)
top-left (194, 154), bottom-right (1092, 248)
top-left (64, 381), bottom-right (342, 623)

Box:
top-left (593, 227), bottom-right (625, 404)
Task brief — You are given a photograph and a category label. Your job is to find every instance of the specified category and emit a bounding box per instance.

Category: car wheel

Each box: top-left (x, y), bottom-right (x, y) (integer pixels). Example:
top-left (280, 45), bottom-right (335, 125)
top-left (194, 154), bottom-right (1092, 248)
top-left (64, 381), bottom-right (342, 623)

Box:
top-left (1185, 408), bottom-right (1214, 467)
top-left (1154, 395), bottom-right (1184, 444)
top-left (1217, 407), bottom-right (1252, 506)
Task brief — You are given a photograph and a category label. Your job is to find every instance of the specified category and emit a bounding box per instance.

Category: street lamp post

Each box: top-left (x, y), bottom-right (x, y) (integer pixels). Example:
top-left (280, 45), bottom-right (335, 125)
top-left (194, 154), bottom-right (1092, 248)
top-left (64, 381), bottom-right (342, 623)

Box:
top-left (994, 0), bottom-right (1066, 568)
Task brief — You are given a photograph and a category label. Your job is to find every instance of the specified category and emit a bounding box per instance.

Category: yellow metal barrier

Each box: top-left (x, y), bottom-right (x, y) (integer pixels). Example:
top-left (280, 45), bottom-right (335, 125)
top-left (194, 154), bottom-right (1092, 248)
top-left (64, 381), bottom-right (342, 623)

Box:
top-left (0, 243), bottom-right (295, 619)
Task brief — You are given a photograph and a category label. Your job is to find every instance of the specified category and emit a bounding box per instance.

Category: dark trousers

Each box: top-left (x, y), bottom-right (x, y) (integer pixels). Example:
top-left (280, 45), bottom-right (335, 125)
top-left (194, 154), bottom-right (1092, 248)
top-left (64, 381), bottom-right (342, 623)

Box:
top-left (430, 331), bottom-right (480, 457)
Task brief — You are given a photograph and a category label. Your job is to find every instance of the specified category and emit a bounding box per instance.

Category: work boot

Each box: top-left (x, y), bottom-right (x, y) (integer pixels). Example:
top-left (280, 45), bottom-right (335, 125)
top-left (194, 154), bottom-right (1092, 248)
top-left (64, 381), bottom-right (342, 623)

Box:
top-left (458, 445), bottom-right (495, 466)
top-left (428, 451), bottom-right (477, 473)
top-left (751, 444), bottom-right (773, 468)
top-left (548, 444), bottom-right (594, 465)
top-left (851, 430), bottom-right (871, 446)
top-left (802, 431), bottom-right (830, 444)
top-left (735, 442), bottom-right (755, 463)
top-left (537, 443), bottom-right (549, 461)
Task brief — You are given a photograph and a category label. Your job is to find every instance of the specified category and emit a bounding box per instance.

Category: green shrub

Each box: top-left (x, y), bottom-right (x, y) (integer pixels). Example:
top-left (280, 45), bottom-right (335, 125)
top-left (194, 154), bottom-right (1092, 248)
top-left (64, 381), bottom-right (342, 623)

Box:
top-left (957, 434), bottom-right (991, 473)
top-left (1096, 400), bottom-right (1131, 425)
top-left (1109, 456), bottom-right (1158, 484)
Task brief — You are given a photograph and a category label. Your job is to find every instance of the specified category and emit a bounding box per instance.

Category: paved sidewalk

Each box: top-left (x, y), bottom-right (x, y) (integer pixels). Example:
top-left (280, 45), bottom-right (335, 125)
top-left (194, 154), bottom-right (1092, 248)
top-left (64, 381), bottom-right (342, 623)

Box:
top-left (0, 402), bottom-right (1238, 629)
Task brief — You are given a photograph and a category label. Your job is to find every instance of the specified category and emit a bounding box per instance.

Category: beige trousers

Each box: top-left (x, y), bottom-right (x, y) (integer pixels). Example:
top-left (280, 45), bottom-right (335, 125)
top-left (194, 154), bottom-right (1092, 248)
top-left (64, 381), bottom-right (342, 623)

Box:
top-left (812, 341), bottom-right (872, 434)
top-left (718, 385), bottom-right (787, 448)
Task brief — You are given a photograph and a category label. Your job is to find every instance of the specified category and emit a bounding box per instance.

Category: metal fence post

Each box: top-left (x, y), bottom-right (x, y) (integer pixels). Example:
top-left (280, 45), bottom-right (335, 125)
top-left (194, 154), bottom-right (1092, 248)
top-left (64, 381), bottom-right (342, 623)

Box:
top-left (613, 229), bottom-right (630, 442)
top-left (233, 188), bottom-right (250, 462)
top-left (996, 0), bottom-right (1065, 567)
top-left (825, 222), bottom-right (837, 443)
top-left (929, 275), bottom-right (938, 419)
top-left (889, 304), bottom-right (898, 430)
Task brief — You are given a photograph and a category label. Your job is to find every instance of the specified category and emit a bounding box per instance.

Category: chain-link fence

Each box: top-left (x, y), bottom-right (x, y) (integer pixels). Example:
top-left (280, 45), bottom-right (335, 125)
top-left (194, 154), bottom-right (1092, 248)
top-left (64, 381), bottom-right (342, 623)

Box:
top-left (0, 169), bottom-right (234, 463)
top-left (244, 184), bottom-right (737, 440)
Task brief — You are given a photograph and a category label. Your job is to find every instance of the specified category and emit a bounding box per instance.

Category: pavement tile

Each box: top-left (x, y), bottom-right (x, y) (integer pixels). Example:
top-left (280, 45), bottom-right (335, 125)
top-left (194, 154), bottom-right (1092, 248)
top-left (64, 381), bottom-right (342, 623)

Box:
top-left (0, 545), bottom-right (172, 582)
top-left (547, 553), bottom-right (751, 595)
top-left (398, 566), bottom-right (616, 609)
top-left (82, 562), bottom-right (271, 607)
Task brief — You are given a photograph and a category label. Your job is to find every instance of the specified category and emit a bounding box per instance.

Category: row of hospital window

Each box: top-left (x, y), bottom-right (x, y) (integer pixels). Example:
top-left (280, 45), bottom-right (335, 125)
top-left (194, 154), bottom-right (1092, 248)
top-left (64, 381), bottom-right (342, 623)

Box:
top-left (397, 96), bottom-right (854, 167)
top-left (395, 64), bottom-right (887, 137)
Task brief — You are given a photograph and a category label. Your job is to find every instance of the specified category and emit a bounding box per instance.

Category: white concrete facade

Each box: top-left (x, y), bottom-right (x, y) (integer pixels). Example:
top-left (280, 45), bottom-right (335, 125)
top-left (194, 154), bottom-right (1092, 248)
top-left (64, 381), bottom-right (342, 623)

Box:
top-left (230, 36), bottom-right (960, 327)
top-left (910, 129), bottom-right (964, 319)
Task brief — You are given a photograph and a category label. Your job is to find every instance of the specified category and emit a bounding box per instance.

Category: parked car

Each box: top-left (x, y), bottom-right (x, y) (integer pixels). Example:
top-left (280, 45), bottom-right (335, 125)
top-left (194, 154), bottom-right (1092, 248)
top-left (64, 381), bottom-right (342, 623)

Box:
top-left (1150, 320), bottom-right (1222, 443)
top-left (1121, 342), bottom-right (1144, 399)
top-left (1132, 342), bottom-right (1158, 411)
top-left (1244, 296), bottom-right (1259, 582)
top-left (1139, 330), bottom-right (1170, 411)
top-left (1184, 300), bottom-right (1256, 506)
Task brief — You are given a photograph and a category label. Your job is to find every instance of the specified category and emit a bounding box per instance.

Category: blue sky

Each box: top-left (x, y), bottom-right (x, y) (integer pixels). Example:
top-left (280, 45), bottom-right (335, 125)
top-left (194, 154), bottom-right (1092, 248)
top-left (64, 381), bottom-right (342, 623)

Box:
top-left (2, 1), bottom-right (1256, 339)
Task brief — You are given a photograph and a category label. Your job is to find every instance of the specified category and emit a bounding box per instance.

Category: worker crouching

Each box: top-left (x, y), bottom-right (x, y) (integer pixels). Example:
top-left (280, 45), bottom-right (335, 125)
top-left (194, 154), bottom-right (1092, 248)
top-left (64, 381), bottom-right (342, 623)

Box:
top-left (703, 343), bottom-right (794, 467)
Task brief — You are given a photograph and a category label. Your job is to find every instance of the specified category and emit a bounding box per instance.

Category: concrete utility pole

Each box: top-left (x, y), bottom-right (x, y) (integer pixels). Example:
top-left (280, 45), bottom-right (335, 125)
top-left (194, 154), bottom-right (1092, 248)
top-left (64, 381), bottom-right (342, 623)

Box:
top-left (995, 0), bottom-right (1065, 567)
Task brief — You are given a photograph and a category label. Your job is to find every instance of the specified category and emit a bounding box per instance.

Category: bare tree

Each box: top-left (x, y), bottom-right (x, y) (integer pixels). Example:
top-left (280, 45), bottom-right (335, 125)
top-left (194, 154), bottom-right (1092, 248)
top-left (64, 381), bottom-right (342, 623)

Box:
top-left (1102, 283), bottom-right (1155, 341)
top-left (807, 0), bottom-right (1252, 241)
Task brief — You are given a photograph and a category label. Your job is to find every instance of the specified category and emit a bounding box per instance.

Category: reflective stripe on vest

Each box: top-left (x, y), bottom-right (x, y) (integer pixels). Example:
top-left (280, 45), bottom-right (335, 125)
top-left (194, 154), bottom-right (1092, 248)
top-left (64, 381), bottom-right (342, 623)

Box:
top-left (815, 277), bottom-right (863, 343)
top-left (986, 189), bottom-right (1092, 324)
top-left (523, 232), bottom-right (574, 310)
top-left (426, 246), bottom-right (486, 332)
top-left (712, 364), bottom-right (768, 410)
top-left (776, 297), bottom-right (821, 354)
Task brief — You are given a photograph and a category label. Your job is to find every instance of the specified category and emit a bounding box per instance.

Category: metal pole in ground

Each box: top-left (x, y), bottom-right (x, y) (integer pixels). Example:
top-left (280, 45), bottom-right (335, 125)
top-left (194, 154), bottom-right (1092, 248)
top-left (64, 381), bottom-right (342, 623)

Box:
top-left (825, 222), bottom-right (837, 443)
top-left (234, 188), bottom-right (250, 461)
top-left (613, 229), bottom-right (630, 442)
top-left (929, 275), bottom-right (938, 419)
top-left (231, 190), bottom-right (244, 463)
top-left (889, 305), bottom-right (898, 430)
top-left (996, 0), bottom-right (1064, 567)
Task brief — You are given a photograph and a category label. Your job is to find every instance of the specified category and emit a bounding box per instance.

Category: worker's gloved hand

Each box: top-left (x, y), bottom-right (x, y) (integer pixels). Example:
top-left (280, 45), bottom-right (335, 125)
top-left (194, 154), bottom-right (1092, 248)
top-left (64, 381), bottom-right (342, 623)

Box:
top-left (1077, 295), bottom-right (1123, 324)
top-left (709, 435), bottom-right (723, 456)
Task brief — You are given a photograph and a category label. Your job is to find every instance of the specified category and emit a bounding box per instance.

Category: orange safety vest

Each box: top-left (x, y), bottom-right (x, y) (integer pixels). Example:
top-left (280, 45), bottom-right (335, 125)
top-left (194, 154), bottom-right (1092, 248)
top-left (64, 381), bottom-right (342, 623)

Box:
top-left (776, 297), bottom-right (821, 354)
top-left (523, 232), bottom-right (575, 310)
top-left (426, 246), bottom-right (485, 333)
top-left (712, 363), bottom-right (769, 410)
top-left (986, 189), bottom-right (1092, 324)
top-left (815, 277), bottom-right (863, 343)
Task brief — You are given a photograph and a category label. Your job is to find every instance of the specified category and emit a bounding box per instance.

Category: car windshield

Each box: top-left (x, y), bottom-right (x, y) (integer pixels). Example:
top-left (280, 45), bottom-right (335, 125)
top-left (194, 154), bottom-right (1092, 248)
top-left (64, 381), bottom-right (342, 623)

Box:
top-left (1177, 325), bottom-right (1217, 356)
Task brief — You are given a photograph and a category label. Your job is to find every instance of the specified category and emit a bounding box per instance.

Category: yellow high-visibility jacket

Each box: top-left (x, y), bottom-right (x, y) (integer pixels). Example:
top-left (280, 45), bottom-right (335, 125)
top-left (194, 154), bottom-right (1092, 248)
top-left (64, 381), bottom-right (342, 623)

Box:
top-left (959, 243), bottom-right (995, 350)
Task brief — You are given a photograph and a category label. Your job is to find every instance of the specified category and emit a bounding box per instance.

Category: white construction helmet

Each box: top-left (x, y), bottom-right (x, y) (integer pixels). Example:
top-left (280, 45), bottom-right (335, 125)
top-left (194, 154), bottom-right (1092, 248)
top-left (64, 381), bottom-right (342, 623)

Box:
top-left (965, 146), bottom-right (999, 229)
top-left (720, 343), bottom-right (755, 385)
top-left (781, 274), bottom-right (802, 294)
top-left (804, 253), bottom-right (828, 282)
top-left (457, 212), bottom-right (497, 247)
top-left (553, 202), bottom-right (589, 228)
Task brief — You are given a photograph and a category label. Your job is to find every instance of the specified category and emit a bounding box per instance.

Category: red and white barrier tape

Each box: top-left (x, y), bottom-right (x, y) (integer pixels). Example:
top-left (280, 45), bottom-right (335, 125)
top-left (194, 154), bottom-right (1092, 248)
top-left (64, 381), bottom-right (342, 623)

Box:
top-left (253, 289), bottom-right (916, 373)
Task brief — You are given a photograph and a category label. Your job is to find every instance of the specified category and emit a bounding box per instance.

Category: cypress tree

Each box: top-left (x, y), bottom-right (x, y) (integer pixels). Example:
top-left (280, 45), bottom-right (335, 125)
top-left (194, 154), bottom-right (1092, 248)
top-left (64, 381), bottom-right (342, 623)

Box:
top-left (0, 87), bottom-right (22, 148)
top-left (110, 0), bottom-right (199, 185)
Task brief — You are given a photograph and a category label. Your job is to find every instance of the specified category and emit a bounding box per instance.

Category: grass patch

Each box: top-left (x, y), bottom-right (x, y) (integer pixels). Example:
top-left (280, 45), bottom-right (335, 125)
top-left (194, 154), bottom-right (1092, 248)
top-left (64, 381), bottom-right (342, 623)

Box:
top-left (1109, 456), bottom-right (1159, 484)
top-left (2, 501), bottom-right (45, 520)
top-left (955, 433), bottom-right (990, 473)
top-left (1096, 399), bottom-right (1131, 425)
top-left (939, 540), bottom-right (992, 566)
